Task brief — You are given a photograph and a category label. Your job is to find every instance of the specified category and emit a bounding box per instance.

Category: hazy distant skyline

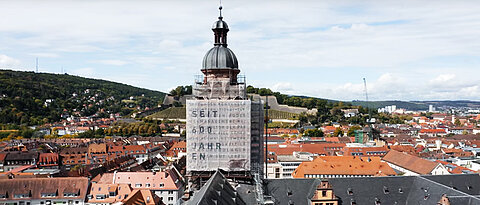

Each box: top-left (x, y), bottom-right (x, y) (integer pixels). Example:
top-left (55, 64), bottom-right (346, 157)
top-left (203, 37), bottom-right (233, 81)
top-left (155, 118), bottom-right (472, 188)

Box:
top-left (1, 0), bottom-right (480, 101)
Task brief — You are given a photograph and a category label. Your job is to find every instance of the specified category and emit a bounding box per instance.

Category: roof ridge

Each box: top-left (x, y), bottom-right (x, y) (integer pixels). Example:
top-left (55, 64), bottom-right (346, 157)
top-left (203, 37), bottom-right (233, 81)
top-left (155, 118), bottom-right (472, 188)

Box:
top-left (417, 176), bottom-right (480, 201)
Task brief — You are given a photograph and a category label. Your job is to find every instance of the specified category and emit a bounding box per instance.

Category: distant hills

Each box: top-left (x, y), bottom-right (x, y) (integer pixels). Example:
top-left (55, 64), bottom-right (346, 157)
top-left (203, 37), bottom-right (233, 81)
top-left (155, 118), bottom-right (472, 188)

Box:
top-left (0, 69), bottom-right (166, 125)
top-left (1, 69), bottom-right (478, 126)
top-left (351, 100), bottom-right (480, 111)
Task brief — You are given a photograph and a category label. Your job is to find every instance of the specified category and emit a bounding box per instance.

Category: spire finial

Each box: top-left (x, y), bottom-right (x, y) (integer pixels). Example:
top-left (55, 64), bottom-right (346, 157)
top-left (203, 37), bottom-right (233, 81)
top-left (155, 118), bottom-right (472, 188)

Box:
top-left (218, 5), bottom-right (223, 20)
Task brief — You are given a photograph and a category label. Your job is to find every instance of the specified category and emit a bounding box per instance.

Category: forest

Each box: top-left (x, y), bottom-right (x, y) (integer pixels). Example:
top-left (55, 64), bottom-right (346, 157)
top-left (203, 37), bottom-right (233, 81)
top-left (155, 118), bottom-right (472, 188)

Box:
top-left (0, 70), bottom-right (166, 125)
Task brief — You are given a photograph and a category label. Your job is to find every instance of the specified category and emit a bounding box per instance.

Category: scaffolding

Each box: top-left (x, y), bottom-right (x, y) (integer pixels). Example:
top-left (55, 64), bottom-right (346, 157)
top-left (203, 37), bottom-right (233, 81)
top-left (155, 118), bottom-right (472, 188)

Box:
top-left (193, 75), bottom-right (246, 100)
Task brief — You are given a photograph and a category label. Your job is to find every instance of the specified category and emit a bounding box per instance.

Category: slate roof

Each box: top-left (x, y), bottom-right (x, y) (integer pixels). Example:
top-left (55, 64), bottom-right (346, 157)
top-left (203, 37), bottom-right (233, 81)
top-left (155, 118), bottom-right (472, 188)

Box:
top-left (188, 170), bottom-right (246, 205)
top-left (423, 174), bottom-right (480, 196)
top-left (4, 151), bottom-right (38, 161)
top-left (263, 174), bottom-right (480, 205)
top-left (264, 178), bottom-right (319, 205)
top-left (190, 173), bottom-right (480, 205)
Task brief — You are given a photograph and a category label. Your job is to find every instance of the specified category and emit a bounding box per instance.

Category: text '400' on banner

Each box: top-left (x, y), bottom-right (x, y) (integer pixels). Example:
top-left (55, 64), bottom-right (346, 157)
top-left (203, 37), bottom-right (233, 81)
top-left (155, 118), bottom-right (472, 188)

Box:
top-left (186, 99), bottom-right (251, 172)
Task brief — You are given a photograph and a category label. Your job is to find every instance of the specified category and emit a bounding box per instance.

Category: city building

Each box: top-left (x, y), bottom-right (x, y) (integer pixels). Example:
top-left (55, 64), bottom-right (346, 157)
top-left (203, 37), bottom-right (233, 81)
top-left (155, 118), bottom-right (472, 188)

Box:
top-left (95, 170), bottom-right (184, 205)
top-left (86, 184), bottom-right (132, 205)
top-left (292, 156), bottom-right (396, 178)
top-left (382, 150), bottom-right (449, 175)
top-left (3, 151), bottom-right (38, 172)
top-left (0, 177), bottom-right (89, 205)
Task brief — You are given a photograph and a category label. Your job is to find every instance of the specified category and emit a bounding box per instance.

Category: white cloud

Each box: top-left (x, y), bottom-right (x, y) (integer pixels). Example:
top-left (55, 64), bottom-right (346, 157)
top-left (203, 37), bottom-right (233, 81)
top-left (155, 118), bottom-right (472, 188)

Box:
top-left (0, 54), bottom-right (21, 68)
top-left (429, 74), bottom-right (456, 84)
top-left (1, 1), bottom-right (480, 100)
top-left (95, 60), bottom-right (128, 66)
top-left (29, 53), bottom-right (59, 58)
top-left (272, 82), bottom-right (294, 93)
top-left (70, 67), bottom-right (95, 77)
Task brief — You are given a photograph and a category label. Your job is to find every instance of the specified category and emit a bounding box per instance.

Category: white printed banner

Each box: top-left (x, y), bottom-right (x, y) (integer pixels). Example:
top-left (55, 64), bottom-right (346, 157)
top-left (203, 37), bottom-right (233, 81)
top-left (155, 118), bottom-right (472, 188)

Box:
top-left (186, 100), bottom-right (251, 171)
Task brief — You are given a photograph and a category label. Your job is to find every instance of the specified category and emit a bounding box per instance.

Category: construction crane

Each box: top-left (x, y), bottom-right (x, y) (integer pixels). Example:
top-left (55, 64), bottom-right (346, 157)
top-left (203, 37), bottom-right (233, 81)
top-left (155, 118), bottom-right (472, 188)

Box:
top-left (363, 78), bottom-right (373, 142)
top-left (363, 78), bottom-right (371, 123)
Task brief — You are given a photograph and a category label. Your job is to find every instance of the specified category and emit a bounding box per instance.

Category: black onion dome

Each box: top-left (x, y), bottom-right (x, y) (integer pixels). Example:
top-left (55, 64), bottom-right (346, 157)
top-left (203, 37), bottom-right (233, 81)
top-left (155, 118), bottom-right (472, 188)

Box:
top-left (202, 46), bottom-right (238, 70)
top-left (212, 18), bottom-right (229, 30)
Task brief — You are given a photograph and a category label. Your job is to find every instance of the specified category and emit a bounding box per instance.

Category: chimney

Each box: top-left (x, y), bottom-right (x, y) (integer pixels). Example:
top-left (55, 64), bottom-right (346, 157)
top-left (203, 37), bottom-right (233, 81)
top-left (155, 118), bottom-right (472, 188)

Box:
top-left (438, 194), bottom-right (450, 205)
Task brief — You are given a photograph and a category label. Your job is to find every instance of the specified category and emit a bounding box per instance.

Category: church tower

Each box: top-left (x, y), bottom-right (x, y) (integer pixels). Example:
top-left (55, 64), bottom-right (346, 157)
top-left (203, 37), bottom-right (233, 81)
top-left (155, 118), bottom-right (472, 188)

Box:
top-left (186, 6), bottom-right (264, 189)
top-left (194, 6), bottom-right (245, 100)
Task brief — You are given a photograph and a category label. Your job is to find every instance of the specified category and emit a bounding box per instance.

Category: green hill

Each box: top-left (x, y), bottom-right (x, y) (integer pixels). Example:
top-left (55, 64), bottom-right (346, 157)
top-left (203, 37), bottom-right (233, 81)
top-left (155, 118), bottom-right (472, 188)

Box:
top-left (147, 107), bottom-right (300, 121)
top-left (0, 69), bottom-right (166, 125)
top-left (148, 107), bottom-right (186, 119)
top-left (351, 100), bottom-right (480, 110)
top-left (350, 100), bottom-right (429, 110)
top-left (267, 109), bottom-right (300, 120)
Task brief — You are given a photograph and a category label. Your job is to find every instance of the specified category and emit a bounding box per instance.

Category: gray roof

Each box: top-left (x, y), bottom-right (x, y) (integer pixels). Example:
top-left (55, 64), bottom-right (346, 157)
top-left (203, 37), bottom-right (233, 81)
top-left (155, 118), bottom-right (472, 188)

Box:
top-left (4, 151), bottom-right (38, 161)
top-left (188, 170), bottom-right (246, 205)
top-left (262, 174), bottom-right (480, 205)
top-left (423, 174), bottom-right (480, 195)
top-left (202, 46), bottom-right (238, 70)
top-left (328, 175), bottom-right (480, 205)
top-left (212, 19), bottom-right (229, 30)
top-left (264, 179), bottom-right (320, 205)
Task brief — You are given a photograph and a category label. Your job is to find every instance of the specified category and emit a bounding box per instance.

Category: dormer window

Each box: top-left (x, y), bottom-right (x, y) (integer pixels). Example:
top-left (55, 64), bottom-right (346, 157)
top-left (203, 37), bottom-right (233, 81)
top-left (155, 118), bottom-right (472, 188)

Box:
top-left (63, 193), bottom-right (79, 197)
top-left (347, 188), bottom-right (353, 195)
top-left (41, 192), bottom-right (57, 198)
top-left (398, 188), bottom-right (403, 193)
top-left (383, 186), bottom-right (389, 194)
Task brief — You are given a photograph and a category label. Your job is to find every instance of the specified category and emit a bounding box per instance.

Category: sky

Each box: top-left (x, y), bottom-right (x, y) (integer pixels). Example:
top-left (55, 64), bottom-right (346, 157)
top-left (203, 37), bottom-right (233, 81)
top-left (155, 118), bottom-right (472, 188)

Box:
top-left (1, 0), bottom-right (480, 101)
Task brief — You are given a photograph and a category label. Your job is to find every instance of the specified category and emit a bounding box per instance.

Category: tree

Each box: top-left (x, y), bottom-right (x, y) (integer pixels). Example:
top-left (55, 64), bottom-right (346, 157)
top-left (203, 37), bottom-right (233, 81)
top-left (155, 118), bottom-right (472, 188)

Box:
top-left (333, 127), bottom-right (344, 137)
top-left (454, 119), bottom-right (461, 126)
top-left (246, 85), bottom-right (258, 94)
top-left (347, 125), bottom-right (362, 136)
top-left (303, 128), bottom-right (324, 137)
top-left (258, 88), bottom-right (273, 96)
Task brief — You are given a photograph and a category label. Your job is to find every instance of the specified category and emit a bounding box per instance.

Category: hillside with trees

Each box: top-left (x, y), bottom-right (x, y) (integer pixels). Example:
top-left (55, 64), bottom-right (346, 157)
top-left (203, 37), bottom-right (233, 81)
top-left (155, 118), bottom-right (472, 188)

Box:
top-left (0, 69), bottom-right (166, 125)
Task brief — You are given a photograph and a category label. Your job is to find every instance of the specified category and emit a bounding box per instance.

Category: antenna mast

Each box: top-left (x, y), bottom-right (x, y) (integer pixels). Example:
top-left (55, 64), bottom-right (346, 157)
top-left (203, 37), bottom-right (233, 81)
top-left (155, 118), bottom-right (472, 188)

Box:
top-left (36, 58), bottom-right (39, 73)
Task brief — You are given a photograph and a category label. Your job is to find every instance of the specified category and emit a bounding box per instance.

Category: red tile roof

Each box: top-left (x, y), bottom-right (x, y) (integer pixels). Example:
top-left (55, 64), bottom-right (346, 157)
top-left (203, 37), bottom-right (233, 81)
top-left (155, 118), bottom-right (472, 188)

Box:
top-left (0, 177), bottom-right (88, 201)
top-left (268, 143), bottom-right (346, 156)
top-left (292, 156), bottom-right (396, 178)
top-left (382, 150), bottom-right (440, 175)
top-left (97, 170), bottom-right (183, 190)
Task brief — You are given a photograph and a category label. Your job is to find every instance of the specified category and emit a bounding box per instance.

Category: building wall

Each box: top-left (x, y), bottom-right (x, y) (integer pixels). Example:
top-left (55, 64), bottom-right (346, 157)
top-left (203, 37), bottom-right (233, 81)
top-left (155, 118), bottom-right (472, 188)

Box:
top-left (280, 161), bottom-right (302, 178)
top-left (154, 188), bottom-right (183, 205)
top-left (1, 198), bottom-right (85, 205)
top-left (265, 163), bottom-right (283, 179)
top-left (304, 174), bottom-right (373, 178)
top-left (385, 162), bottom-right (419, 176)
top-left (250, 101), bottom-right (264, 175)
top-left (431, 164), bottom-right (450, 175)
